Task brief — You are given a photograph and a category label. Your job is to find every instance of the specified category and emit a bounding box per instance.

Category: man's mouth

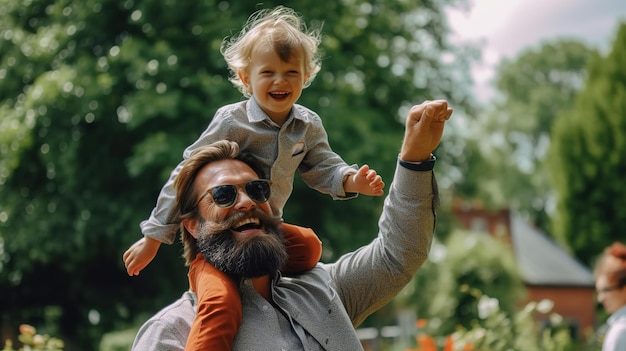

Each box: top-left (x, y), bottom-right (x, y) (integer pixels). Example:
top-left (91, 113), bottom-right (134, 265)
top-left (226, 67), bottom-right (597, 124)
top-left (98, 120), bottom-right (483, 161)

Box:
top-left (232, 217), bottom-right (263, 232)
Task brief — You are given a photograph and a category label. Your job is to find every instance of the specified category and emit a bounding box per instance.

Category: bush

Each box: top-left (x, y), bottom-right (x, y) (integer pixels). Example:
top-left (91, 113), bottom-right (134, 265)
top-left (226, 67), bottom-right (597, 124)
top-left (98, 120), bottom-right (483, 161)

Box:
top-left (2, 324), bottom-right (64, 351)
top-left (396, 230), bottom-right (576, 350)
top-left (405, 297), bottom-right (574, 351)
top-left (98, 328), bottom-right (138, 351)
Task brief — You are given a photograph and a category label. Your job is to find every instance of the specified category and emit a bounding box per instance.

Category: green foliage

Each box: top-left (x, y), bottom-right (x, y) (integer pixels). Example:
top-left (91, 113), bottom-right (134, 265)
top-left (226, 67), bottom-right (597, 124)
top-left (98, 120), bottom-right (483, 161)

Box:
top-left (0, 0), bottom-right (476, 349)
top-left (548, 23), bottom-right (626, 264)
top-left (458, 39), bottom-right (596, 229)
top-left (2, 324), bottom-right (64, 351)
top-left (392, 231), bottom-right (577, 351)
top-left (97, 328), bottom-right (137, 351)
top-left (451, 298), bottom-right (575, 351)
top-left (404, 230), bottom-right (526, 335)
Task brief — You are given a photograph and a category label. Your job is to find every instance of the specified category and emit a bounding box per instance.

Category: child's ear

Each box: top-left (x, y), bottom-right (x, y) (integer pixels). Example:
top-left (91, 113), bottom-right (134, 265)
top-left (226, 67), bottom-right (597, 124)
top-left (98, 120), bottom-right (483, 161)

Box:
top-left (237, 70), bottom-right (250, 86)
top-left (183, 218), bottom-right (200, 239)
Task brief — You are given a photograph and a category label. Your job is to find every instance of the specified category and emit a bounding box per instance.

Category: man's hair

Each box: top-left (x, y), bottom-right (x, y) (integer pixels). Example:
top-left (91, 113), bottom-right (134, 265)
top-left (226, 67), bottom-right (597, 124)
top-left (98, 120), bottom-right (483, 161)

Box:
top-left (170, 140), bottom-right (265, 265)
top-left (220, 5), bottom-right (322, 97)
top-left (594, 242), bottom-right (626, 288)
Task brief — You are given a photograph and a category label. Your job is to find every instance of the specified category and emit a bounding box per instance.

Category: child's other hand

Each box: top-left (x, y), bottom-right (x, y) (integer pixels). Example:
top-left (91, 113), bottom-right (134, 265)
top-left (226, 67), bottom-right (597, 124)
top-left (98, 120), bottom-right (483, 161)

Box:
top-left (346, 165), bottom-right (384, 196)
top-left (123, 237), bottom-right (160, 276)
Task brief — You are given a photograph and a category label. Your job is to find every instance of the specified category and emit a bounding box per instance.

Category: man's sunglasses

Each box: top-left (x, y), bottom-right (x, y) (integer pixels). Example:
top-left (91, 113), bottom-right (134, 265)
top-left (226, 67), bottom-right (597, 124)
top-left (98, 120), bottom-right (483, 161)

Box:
top-left (196, 180), bottom-right (271, 208)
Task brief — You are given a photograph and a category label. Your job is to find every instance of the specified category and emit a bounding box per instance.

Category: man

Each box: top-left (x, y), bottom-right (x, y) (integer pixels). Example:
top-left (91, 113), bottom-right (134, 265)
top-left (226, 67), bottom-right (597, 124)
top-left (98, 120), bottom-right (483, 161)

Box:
top-left (131, 100), bottom-right (453, 350)
top-left (594, 242), bottom-right (626, 351)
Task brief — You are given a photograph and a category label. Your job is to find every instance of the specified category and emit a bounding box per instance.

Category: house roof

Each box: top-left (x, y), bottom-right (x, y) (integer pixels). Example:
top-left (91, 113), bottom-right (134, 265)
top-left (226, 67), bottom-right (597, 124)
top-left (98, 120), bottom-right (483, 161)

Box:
top-left (510, 213), bottom-right (595, 287)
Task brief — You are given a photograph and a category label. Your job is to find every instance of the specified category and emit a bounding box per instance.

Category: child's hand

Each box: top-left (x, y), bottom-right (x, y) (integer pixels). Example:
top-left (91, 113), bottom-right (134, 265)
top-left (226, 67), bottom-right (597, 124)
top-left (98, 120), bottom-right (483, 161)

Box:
top-left (123, 237), bottom-right (161, 276)
top-left (345, 165), bottom-right (385, 196)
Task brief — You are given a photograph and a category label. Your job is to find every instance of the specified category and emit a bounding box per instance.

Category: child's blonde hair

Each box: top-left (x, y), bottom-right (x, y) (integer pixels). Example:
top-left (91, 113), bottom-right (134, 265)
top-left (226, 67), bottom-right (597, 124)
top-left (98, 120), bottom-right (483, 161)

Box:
top-left (220, 6), bottom-right (322, 97)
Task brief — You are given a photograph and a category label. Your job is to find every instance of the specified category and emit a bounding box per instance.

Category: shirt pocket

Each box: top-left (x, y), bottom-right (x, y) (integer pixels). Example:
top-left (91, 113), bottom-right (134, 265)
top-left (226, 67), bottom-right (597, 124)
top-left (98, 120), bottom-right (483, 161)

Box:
top-left (291, 141), bottom-right (305, 157)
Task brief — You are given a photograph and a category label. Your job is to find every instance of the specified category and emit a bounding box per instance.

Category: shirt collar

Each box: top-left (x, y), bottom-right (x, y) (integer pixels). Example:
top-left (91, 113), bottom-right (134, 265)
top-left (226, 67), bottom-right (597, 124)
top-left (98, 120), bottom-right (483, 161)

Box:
top-left (608, 305), bottom-right (626, 325)
top-left (246, 97), bottom-right (303, 125)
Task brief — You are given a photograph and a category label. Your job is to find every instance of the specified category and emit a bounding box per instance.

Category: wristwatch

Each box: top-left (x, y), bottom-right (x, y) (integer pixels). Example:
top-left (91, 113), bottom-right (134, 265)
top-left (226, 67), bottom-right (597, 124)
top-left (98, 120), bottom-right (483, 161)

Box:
top-left (398, 154), bottom-right (436, 171)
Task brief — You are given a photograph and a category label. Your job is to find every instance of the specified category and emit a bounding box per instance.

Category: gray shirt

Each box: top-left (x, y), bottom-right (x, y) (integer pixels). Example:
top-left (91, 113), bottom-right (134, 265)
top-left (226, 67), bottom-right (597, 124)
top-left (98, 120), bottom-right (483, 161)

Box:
top-left (140, 98), bottom-right (357, 244)
top-left (132, 163), bottom-right (438, 350)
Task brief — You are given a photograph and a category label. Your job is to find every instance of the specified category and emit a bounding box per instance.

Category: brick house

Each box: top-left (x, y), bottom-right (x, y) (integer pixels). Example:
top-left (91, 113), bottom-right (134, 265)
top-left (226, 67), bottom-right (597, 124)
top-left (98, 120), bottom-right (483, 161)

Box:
top-left (451, 201), bottom-right (596, 340)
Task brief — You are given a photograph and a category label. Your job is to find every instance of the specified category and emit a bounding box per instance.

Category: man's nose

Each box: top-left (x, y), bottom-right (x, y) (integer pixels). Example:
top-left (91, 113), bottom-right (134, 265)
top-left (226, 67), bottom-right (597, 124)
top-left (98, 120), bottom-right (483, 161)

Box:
top-left (234, 189), bottom-right (255, 210)
top-left (596, 291), bottom-right (607, 303)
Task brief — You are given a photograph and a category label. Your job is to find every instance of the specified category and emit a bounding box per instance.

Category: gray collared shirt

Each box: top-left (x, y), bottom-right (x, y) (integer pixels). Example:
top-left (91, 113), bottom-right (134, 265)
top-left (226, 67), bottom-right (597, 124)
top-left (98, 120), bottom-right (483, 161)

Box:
top-left (140, 98), bottom-right (357, 244)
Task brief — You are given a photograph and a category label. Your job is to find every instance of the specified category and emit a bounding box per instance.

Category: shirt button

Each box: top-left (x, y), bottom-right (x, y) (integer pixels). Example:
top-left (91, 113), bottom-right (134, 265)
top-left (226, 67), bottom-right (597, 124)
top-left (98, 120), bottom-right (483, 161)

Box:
top-left (262, 305), bottom-right (269, 311)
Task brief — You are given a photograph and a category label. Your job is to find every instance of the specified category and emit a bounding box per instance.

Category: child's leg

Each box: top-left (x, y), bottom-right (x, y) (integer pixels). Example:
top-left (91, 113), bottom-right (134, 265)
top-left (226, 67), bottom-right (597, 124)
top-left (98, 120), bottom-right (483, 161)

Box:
top-left (280, 223), bottom-right (322, 273)
top-left (186, 254), bottom-right (241, 351)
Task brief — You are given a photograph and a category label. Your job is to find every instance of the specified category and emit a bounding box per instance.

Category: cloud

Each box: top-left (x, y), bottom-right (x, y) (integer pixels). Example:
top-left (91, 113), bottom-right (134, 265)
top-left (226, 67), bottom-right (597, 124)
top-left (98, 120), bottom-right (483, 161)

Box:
top-left (489, 0), bottom-right (626, 58)
top-left (448, 0), bottom-right (626, 102)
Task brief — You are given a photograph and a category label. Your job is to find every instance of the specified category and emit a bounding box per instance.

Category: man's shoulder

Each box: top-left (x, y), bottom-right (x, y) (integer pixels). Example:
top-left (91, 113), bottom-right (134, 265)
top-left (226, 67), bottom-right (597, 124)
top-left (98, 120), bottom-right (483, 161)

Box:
top-left (282, 264), bottom-right (332, 286)
top-left (149, 291), bottom-right (196, 322)
top-left (131, 291), bottom-right (196, 351)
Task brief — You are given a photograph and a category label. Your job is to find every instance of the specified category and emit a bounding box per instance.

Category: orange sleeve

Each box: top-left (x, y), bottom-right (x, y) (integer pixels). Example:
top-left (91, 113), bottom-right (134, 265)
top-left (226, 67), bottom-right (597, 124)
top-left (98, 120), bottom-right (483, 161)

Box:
top-left (186, 255), bottom-right (241, 351)
top-left (281, 223), bottom-right (322, 273)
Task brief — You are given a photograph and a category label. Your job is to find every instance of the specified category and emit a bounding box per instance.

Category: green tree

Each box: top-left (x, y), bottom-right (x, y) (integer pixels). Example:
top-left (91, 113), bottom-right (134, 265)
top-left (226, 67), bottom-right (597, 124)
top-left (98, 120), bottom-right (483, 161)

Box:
top-left (548, 23), bottom-right (626, 264)
top-left (458, 40), bottom-right (596, 230)
top-left (0, 0), bottom-right (475, 349)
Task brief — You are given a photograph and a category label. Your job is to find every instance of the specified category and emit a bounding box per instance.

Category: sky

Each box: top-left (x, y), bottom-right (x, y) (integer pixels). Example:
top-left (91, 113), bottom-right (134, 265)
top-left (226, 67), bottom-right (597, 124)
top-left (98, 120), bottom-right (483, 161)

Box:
top-left (447, 0), bottom-right (626, 102)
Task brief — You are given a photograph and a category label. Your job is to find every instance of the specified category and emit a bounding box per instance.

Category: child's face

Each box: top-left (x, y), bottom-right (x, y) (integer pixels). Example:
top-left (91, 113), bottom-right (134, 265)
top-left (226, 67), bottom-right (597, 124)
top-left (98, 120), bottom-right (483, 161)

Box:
top-left (238, 46), bottom-right (309, 123)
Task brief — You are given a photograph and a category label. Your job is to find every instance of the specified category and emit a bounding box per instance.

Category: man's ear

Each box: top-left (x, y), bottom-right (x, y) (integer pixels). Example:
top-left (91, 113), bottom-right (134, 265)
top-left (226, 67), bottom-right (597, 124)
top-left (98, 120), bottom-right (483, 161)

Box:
top-left (183, 218), bottom-right (200, 239)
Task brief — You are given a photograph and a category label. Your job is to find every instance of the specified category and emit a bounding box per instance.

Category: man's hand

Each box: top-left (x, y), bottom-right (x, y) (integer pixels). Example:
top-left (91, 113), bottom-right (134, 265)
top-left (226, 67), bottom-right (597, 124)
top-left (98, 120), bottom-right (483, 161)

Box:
top-left (344, 165), bottom-right (385, 196)
top-left (400, 100), bottom-right (453, 162)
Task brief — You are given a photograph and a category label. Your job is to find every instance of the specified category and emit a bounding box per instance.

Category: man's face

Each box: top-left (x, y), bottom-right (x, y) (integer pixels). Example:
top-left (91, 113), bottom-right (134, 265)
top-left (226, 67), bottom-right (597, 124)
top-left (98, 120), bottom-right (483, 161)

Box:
top-left (192, 159), bottom-right (273, 231)
top-left (187, 159), bottom-right (286, 278)
top-left (596, 273), bottom-right (626, 314)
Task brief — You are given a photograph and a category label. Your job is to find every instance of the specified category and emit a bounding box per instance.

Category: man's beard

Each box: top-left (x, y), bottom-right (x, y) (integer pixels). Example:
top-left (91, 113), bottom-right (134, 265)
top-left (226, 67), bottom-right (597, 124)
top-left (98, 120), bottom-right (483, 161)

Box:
top-left (196, 209), bottom-right (288, 280)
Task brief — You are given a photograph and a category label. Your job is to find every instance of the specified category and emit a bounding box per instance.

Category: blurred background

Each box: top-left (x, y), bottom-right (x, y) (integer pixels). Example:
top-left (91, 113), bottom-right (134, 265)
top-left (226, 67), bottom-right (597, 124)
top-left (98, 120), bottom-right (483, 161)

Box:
top-left (1, 0), bottom-right (625, 350)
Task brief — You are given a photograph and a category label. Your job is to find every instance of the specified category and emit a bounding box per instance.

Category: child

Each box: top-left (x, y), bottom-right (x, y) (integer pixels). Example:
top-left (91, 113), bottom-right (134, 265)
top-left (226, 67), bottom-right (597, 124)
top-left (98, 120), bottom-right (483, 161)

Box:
top-left (123, 5), bottom-right (384, 350)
